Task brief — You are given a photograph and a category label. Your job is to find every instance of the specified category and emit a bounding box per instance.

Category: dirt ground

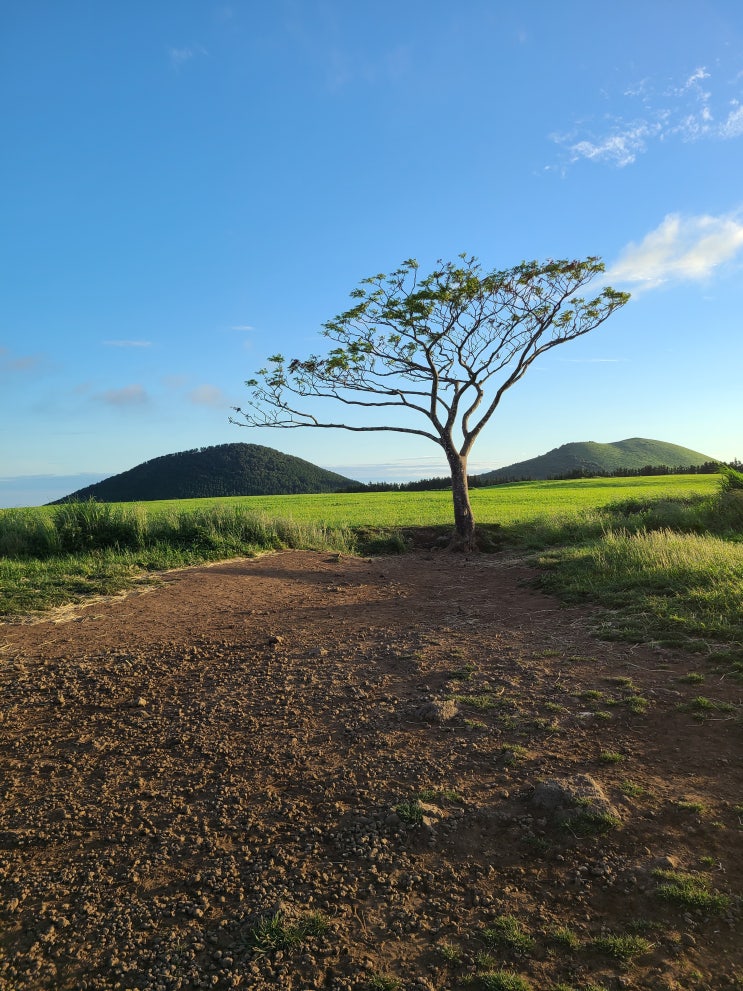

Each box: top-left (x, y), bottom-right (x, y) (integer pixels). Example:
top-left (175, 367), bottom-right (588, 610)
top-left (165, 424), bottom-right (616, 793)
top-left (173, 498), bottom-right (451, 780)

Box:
top-left (0, 550), bottom-right (740, 991)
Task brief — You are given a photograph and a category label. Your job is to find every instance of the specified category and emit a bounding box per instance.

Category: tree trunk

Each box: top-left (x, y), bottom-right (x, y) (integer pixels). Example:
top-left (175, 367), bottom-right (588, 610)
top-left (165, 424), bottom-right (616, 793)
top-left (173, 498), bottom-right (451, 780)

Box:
top-left (447, 451), bottom-right (477, 550)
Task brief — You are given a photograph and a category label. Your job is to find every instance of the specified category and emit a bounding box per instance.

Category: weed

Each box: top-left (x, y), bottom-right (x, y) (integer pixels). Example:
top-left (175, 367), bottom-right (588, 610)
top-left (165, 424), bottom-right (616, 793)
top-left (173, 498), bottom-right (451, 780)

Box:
top-left (452, 693), bottom-right (500, 710)
top-left (395, 799), bottom-right (424, 826)
top-left (653, 869), bottom-right (730, 911)
top-left (244, 911), bottom-right (328, 956)
top-left (624, 694), bottom-right (650, 714)
top-left (464, 719), bottom-right (487, 730)
top-left (598, 750), bottom-right (624, 764)
top-left (419, 787), bottom-right (462, 804)
top-left (580, 689), bottom-right (608, 702)
top-left (676, 799), bottom-right (707, 814)
top-left (437, 941), bottom-right (463, 964)
top-left (565, 807), bottom-right (621, 836)
top-left (619, 781), bottom-right (646, 798)
top-left (482, 915), bottom-right (534, 954)
top-left (679, 672), bottom-right (705, 683)
top-left (699, 856), bottom-right (718, 869)
top-left (366, 976), bottom-right (402, 990)
top-left (544, 701), bottom-right (568, 713)
top-left (500, 744), bottom-right (528, 764)
top-left (449, 662), bottom-right (477, 681)
top-left (547, 925), bottom-right (581, 951)
top-left (608, 676), bottom-right (638, 690)
top-left (592, 932), bottom-right (653, 962)
top-left (479, 971), bottom-right (533, 991)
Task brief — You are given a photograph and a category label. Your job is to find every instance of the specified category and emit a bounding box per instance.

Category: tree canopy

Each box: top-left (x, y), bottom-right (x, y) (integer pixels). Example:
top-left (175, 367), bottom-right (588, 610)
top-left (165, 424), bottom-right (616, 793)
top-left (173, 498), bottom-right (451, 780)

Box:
top-left (232, 254), bottom-right (630, 547)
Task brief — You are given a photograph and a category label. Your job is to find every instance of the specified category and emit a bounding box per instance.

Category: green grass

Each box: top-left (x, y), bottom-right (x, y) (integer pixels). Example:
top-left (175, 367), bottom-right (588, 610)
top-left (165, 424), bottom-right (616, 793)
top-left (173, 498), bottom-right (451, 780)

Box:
top-left (539, 525), bottom-right (743, 675)
top-left (243, 911), bottom-right (329, 956)
top-left (653, 869), bottom-right (731, 911)
top-left (482, 915), bottom-right (535, 953)
top-left (2, 475), bottom-right (740, 650)
top-left (592, 933), bottom-right (653, 962)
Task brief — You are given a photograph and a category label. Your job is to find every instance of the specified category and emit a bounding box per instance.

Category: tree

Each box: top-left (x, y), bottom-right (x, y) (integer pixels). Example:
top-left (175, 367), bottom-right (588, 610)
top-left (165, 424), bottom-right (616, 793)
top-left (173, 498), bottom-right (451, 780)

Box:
top-left (232, 255), bottom-right (630, 549)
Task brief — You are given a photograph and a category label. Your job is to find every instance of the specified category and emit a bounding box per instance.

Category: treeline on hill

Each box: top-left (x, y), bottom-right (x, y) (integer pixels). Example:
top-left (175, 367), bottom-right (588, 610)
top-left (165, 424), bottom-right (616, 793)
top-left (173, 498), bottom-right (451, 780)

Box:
top-left (51, 444), bottom-right (358, 504)
top-left (341, 460), bottom-right (737, 493)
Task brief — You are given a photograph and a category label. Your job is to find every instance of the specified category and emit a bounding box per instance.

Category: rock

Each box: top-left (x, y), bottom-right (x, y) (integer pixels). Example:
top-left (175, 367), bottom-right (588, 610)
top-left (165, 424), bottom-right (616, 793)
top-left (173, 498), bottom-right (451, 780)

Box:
top-left (414, 698), bottom-right (459, 723)
top-left (530, 774), bottom-right (619, 821)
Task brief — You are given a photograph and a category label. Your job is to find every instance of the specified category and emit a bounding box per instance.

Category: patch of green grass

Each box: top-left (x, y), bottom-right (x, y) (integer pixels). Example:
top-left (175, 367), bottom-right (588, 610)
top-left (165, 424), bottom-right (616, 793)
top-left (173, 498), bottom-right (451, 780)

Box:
top-left (676, 799), bottom-right (707, 814)
top-left (419, 787), bottom-right (463, 804)
top-left (619, 780), bottom-right (647, 798)
top-left (499, 744), bottom-right (529, 764)
top-left (395, 799), bottom-right (424, 826)
top-left (592, 933), bottom-right (653, 962)
top-left (681, 696), bottom-right (736, 715)
top-left (464, 719), bottom-right (487, 730)
top-left (598, 750), bottom-right (624, 764)
top-left (437, 941), bottom-right (463, 964)
top-left (244, 911), bottom-right (328, 956)
top-left (679, 672), bottom-right (705, 684)
top-left (366, 976), bottom-right (402, 991)
top-left (547, 925), bottom-right (581, 951)
top-left (624, 694), bottom-right (650, 714)
top-left (449, 662), bottom-right (477, 681)
top-left (565, 807), bottom-right (621, 836)
top-left (482, 915), bottom-right (534, 954)
top-left (538, 526), bottom-right (743, 674)
top-left (479, 971), bottom-right (533, 991)
top-left (451, 692), bottom-right (504, 710)
top-left (653, 869), bottom-right (731, 911)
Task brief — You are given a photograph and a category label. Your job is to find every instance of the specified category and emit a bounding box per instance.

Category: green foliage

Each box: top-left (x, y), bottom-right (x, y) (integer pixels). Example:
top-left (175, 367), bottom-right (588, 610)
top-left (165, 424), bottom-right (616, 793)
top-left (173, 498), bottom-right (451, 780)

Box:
top-left (482, 915), bottom-right (535, 953)
top-left (395, 799), bottom-right (424, 826)
top-left (653, 869), bottom-right (731, 911)
top-left (243, 911), bottom-right (329, 956)
top-left (718, 463), bottom-right (743, 491)
top-left (479, 971), bottom-right (533, 991)
top-left (479, 437), bottom-right (714, 483)
top-left (592, 933), bottom-right (653, 962)
top-left (52, 443), bottom-right (358, 503)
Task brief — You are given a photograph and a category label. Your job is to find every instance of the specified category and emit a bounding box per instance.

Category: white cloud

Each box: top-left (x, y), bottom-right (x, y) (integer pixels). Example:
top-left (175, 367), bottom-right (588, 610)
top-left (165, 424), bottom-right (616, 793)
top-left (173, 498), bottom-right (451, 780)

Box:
top-left (555, 64), bottom-right (743, 167)
top-left (96, 385), bottom-right (149, 406)
top-left (720, 104), bottom-right (743, 139)
top-left (104, 339), bottom-right (152, 348)
top-left (607, 212), bottom-right (743, 289)
top-left (169, 45), bottom-right (208, 67)
top-left (230, 325), bottom-right (254, 331)
top-left (189, 384), bottom-right (227, 407)
top-left (568, 122), bottom-right (660, 167)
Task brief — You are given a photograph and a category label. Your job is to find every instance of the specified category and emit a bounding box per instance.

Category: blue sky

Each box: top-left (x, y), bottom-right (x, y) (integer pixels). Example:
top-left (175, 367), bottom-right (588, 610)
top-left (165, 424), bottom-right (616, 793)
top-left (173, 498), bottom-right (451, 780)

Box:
top-left (2, 1), bottom-right (742, 506)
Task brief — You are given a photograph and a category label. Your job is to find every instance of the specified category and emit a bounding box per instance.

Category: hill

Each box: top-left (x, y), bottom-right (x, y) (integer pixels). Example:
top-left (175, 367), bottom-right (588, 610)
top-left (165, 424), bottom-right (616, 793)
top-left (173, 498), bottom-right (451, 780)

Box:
top-left (52, 443), bottom-right (359, 503)
top-left (477, 437), bottom-right (714, 482)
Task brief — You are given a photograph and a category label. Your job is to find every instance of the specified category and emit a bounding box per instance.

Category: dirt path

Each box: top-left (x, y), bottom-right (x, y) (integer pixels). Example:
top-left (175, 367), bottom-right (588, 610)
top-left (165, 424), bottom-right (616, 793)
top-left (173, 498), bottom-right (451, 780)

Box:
top-left (0, 550), bottom-right (740, 990)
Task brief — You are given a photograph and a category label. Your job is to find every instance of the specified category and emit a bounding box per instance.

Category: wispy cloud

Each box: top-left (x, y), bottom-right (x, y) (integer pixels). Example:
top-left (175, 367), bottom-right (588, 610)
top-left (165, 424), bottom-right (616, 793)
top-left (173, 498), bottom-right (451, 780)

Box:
top-left (104, 339), bottom-right (152, 348)
top-left (607, 211), bottom-right (743, 289)
top-left (230, 325), bottom-right (254, 331)
top-left (188, 384), bottom-right (227, 407)
top-left (553, 64), bottom-right (743, 167)
top-left (95, 385), bottom-right (149, 407)
top-left (0, 346), bottom-right (45, 374)
top-left (169, 44), bottom-right (208, 67)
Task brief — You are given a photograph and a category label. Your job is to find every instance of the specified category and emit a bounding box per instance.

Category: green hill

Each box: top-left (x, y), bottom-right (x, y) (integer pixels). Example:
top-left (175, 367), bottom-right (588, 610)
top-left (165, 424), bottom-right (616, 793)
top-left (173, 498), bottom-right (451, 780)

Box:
top-left (477, 438), bottom-right (715, 483)
top-left (52, 443), bottom-right (359, 503)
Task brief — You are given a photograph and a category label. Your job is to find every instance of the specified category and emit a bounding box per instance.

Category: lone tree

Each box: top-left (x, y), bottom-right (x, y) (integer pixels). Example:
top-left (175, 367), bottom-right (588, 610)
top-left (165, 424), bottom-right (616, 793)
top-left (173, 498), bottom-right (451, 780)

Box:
top-left (232, 255), bottom-right (629, 549)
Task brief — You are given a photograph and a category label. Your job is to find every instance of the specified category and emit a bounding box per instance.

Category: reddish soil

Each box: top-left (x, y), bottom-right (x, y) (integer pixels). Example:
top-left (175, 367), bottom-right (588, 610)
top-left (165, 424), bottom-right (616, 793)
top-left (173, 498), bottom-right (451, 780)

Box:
top-left (0, 550), bottom-right (740, 991)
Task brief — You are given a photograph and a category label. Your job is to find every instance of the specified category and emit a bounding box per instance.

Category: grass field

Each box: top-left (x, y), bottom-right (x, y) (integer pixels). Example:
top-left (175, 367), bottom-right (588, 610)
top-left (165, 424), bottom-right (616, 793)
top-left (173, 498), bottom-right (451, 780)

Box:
top-left (1, 472), bottom-right (741, 677)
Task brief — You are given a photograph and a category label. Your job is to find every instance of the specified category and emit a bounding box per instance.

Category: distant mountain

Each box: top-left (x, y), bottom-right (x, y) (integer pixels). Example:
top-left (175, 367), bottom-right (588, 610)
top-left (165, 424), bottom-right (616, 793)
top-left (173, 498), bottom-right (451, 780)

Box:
top-left (477, 438), bottom-right (715, 483)
top-left (52, 443), bottom-right (360, 503)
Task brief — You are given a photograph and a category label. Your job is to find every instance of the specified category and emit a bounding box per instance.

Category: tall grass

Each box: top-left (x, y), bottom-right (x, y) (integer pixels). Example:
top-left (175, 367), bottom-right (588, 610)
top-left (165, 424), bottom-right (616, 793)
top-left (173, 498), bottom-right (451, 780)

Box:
top-left (539, 527), bottom-right (743, 674)
top-left (0, 501), bottom-right (355, 617)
